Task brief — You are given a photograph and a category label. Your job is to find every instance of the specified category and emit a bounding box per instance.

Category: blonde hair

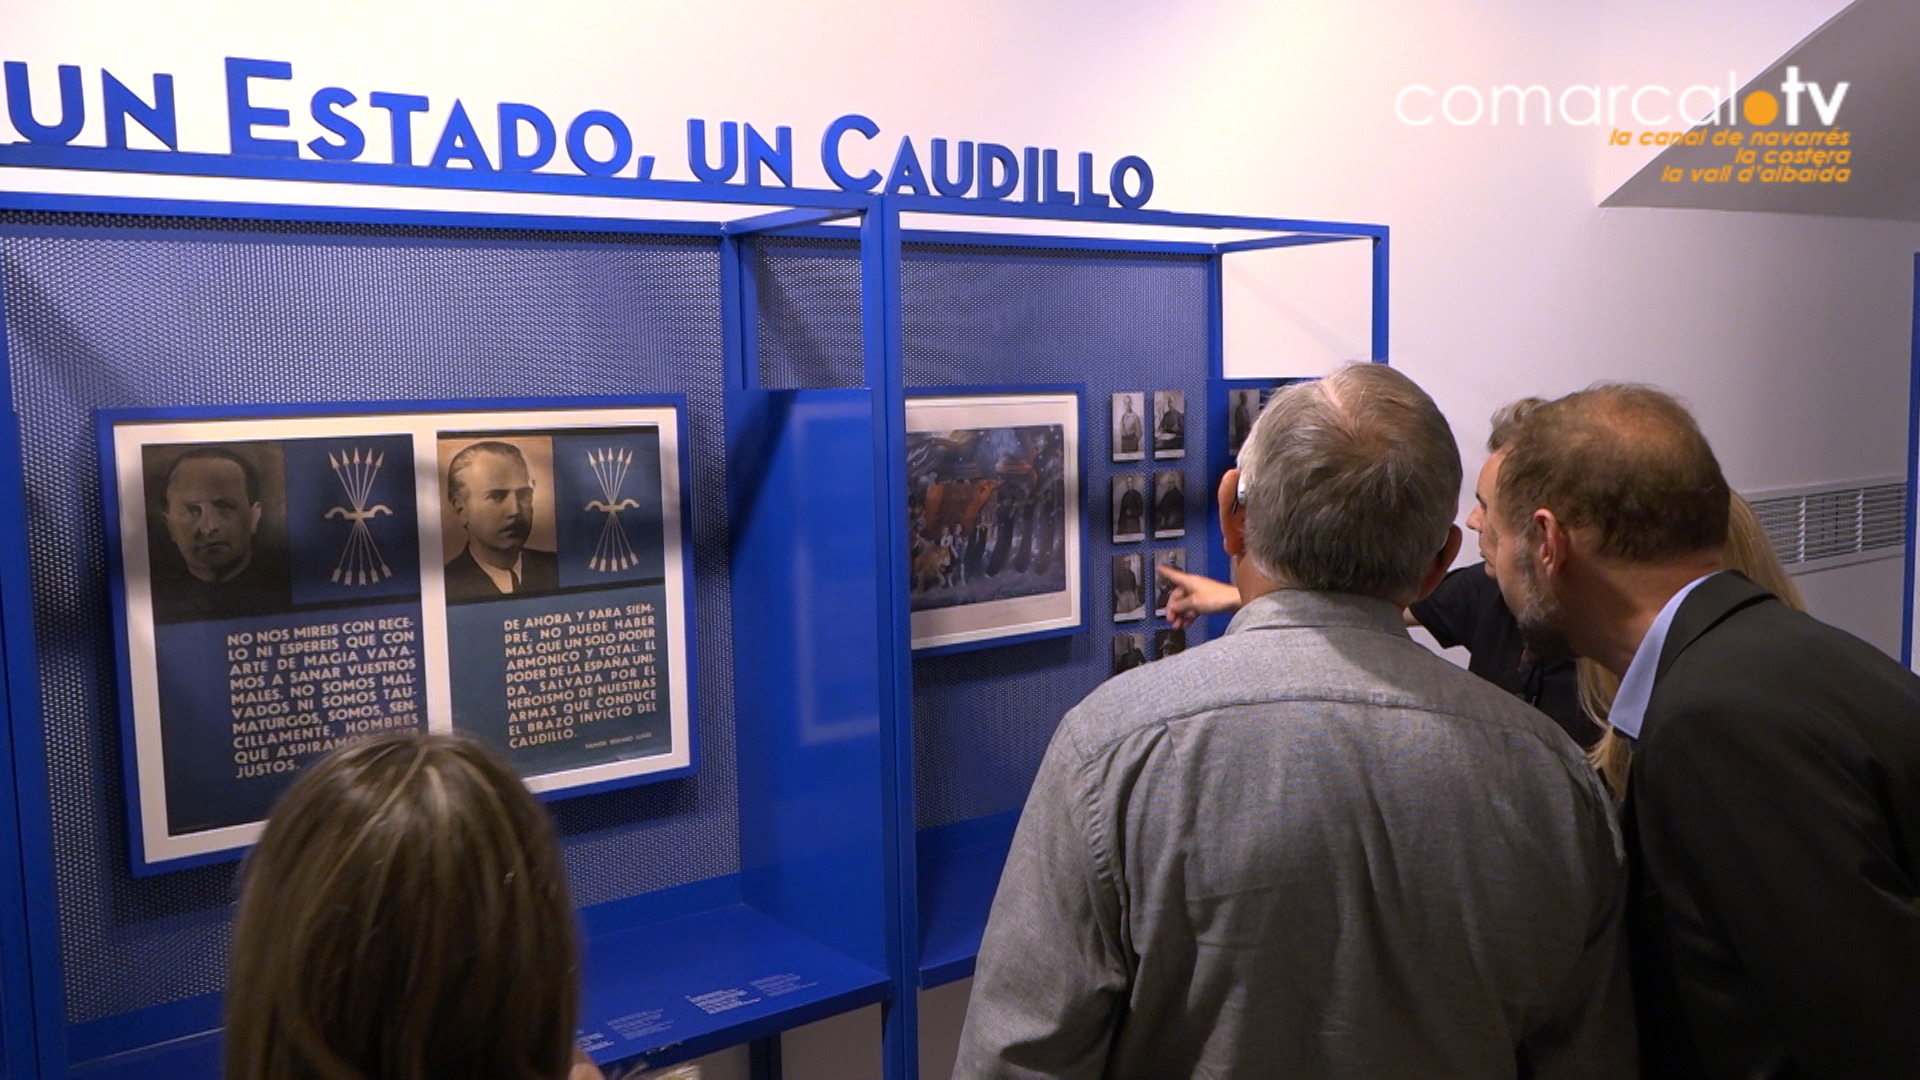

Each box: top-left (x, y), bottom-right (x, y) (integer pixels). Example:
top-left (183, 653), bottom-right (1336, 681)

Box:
top-left (225, 732), bottom-right (580, 1080)
top-left (1583, 492), bottom-right (1805, 796)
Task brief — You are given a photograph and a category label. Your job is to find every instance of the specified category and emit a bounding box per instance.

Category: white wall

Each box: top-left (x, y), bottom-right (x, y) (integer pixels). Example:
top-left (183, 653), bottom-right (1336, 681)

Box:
top-left (4, 2), bottom-right (1914, 1077)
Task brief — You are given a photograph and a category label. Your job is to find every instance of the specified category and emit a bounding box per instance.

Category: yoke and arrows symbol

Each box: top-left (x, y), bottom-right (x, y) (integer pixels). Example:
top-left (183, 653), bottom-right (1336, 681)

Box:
top-left (324, 448), bottom-right (394, 585)
top-left (584, 447), bottom-right (642, 572)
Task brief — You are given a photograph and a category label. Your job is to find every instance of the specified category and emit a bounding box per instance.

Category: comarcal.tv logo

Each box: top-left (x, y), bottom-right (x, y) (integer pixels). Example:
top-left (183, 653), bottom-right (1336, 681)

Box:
top-left (1397, 67), bottom-right (1853, 184)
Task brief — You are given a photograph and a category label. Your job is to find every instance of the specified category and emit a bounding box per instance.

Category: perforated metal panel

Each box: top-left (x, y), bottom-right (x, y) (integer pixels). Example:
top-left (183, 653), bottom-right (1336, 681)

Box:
top-left (0, 212), bottom-right (741, 1023)
top-left (751, 235), bottom-right (865, 390)
top-left (902, 243), bottom-right (1212, 829)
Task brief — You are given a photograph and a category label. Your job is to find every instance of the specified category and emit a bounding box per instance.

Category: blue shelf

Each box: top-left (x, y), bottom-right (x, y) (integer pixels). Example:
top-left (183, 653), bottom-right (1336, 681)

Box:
top-left (916, 812), bottom-right (1019, 987)
top-left (580, 902), bottom-right (890, 1071)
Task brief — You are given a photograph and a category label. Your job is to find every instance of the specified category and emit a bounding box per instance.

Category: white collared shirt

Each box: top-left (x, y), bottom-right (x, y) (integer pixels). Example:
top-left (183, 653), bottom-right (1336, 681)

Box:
top-left (472, 546), bottom-right (525, 595)
top-left (1606, 572), bottom-right (1719, 740)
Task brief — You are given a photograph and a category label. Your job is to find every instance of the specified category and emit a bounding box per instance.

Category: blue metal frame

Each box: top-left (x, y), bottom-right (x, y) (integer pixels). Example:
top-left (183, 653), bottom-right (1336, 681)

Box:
top-left (0, 169), bottom-right (1385, 1080)
top-left (94, 394), bottom-right (702, 874)
top-left (0, 181), bottom-right (885, 1080)
top-left (1903, 252), bottom-right (1919, 668)
top-left (903, 384), bottom-right (1090, 658)
top-left (872, 194), bottom-right (1390, 1044)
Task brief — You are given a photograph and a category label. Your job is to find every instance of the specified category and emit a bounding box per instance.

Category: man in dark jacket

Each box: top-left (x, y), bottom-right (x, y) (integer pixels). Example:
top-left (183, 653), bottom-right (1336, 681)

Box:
top-left (1487, 383), bottom-right (1920, 1079)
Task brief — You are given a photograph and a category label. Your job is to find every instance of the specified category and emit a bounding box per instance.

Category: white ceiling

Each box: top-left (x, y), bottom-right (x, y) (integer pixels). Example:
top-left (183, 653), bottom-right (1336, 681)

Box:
top-left (1603, 0), bottom-right (1920, 221)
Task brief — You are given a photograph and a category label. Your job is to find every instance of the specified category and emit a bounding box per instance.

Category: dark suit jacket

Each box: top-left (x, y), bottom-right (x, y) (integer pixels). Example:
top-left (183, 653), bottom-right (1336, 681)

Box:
top-left (443, 545), bottom-right (560, 603)
top-left (1627, 572), bottom-right (1920, 1079)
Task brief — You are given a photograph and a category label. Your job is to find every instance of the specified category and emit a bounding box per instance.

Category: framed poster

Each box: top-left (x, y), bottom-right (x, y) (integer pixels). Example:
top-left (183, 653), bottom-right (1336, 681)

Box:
top-left (101, 398), bottom-right (695, 870)
top-left (906, 390), bottom-right (1083, 652)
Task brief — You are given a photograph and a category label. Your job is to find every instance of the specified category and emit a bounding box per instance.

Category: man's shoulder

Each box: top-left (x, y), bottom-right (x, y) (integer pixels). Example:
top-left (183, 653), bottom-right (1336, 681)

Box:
top-left (1652, 596), bottom-right (1920, 747)
top-left (1665, 595), bottom-right (1898, 694)
top-left (1063, 619), bottom-right (1577, 763)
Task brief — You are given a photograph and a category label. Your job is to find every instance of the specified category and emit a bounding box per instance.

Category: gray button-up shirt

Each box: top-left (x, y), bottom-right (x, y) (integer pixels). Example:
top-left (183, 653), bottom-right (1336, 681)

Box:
top-left (955, 590), bottom-right (1633, 1079)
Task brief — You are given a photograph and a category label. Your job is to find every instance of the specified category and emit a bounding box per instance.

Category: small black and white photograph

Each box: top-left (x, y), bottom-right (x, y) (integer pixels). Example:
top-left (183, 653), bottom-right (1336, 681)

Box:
top-left (1112, 553), bottom-right (1146, 622)
top-left (1155, 627), bottom-right (1186, 659)
top-left (1227, 388), bottom-right (1260, 456)
top-left (1153, 549), bottom-right (1185, 617)
top-left (1112, 633), bottom-right (1148, 675)
top-left (1153, 390), bottom-right (1186, 459)
top-left (1153, 470), bottom-right (1186, 539)
top-left (1111, 392), bottom-right (1146, 462)
top-left (1112, 475), bottom-right (1147, 543)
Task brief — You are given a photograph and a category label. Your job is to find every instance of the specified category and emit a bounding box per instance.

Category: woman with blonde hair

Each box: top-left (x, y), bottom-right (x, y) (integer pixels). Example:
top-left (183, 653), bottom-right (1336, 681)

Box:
top-left (225, 731), bottom-right (600, 1080)
top-left (1582, 492), bottom-right (1806, 796)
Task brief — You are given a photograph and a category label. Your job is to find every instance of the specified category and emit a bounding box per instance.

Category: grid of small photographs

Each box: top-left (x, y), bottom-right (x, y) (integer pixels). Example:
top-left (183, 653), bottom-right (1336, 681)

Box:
top-left (1109, 390), bottom-right (1202, 673)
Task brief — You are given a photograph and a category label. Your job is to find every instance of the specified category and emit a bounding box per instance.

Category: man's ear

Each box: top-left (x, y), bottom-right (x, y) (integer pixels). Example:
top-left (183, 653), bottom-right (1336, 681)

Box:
top-left (1413, 524), bottom-right (1463, 602)
top-left (1532, 509), bottom-right (1570, 576)
top-left (1217, 469), bottom-right (1245, 557)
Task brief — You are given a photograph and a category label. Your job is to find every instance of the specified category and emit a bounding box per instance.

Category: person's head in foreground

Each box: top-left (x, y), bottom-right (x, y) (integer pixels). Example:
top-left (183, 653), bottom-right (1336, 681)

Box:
top-left (1229, 361), bottom-right (1463, 606)
top-left (226, 731), bottom-right (582, 1080)
top-left (1488, 382), bottom-right (1729, 671)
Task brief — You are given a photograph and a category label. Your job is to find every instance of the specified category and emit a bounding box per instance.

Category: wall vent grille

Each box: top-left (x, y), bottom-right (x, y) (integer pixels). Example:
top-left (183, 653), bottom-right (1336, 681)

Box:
top-left (1748, 479), bottom-right (1906, 573)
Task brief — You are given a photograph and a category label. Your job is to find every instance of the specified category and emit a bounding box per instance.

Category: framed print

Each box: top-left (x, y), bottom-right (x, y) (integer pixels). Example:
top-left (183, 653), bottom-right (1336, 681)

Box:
top-left (1153, 470), bottom-right (1187, 539)
top-left (1153, 549), bottom-right (1185, 618)
top-left (1112, 633), bottom-right (1148, 675)
top-left (1227, 388), bottom-right (1261, 457)
top-left (1153, 390), bottom-right (1186, 459)
top-left (1113, 553), bottom-right (1147, 622)
top-left (1112, 475), bottom-right (1147, 543)
top-left (906, 391), bottom-right (1083, 651)
top-left (101, 398), bottom-right (695, 870)
top-left (1110, 392), bottom-right (1146, 462)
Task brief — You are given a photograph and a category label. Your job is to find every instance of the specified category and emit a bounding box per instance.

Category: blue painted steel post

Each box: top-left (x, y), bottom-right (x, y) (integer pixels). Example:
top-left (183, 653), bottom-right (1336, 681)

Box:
top-left (1371, 229), bottom-right (1391, 362)
top-left (1902, 253), bottom-right (1919, 667)
top-left (864, 200), bottom-right (921, 1080)
top-left (0, 421), bottom-right (69, 1077)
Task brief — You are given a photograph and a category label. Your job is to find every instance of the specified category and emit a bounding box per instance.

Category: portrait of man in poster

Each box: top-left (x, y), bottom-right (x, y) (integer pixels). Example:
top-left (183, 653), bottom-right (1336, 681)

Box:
top-left (442, 440), bottom-right (561, 603)
top-left (144, 443), bottom-right (291, 624)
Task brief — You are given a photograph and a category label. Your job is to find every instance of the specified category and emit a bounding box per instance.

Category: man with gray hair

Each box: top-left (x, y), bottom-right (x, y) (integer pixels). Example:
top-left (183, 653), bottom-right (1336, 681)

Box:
top-left (955, 364), bottom-right (1632, 1079)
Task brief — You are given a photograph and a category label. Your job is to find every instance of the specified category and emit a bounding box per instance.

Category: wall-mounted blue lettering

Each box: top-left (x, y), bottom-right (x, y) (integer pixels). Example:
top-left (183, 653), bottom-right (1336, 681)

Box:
top-left (567, 109), bottom-right (631, 177)
top-left (429, 100), bottom-right (492, 171)
top-left (103, 71), bottom-right (176, 151)
top-left (930, 139), bottom-right (973, 198)
top-left (307, 87), bottom-right (364, 161)
top-left (0, 63), bottom-right (1155, 202)
top-left (822, 112), bottom-right (882, 193)
top-left (226, 57), bottom-right (297, 158)
top-left (688, 119), bottom-right (739, 184)
top-left (498, 103), bottom-right (556, 172)
top-left (814, 114), bottom-right (1153, 207)
top-left (4, 62), bottom-right (86, 145)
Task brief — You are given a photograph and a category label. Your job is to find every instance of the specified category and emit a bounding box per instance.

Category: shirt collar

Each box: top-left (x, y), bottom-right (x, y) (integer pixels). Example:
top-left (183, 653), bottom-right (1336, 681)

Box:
top-left (1606, 572), bottom-right (1719, 739)
top-left (1226, 588), bottom-right (1410, 639)
top-left (472, 545), bottom-right (524, 594)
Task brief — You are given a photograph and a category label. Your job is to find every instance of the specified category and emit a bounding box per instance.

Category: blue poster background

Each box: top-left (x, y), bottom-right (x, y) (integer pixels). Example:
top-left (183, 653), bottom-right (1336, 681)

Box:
top-left (154, 600), bottom-right (426, 834)
top-left (551, 429), bottom-right (664, 589)
top-left (282, 434), bottom-right (420, 606)
top-left (447, 583), bottom-right (672, 777)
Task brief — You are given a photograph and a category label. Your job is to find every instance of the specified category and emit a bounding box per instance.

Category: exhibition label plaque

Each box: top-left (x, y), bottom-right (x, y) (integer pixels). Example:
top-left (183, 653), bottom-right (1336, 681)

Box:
top-left (102, 401), bottom-right (695, 868)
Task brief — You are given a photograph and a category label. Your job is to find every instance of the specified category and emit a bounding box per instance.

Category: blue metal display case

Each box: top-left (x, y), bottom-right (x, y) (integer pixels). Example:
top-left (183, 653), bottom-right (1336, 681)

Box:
top-left (860, 198), bottom-right (1387, 1071)
top-left (0, 176), bottom-right (1385, 1080)
top-left (0, 184), bottom-right (899, 1079)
